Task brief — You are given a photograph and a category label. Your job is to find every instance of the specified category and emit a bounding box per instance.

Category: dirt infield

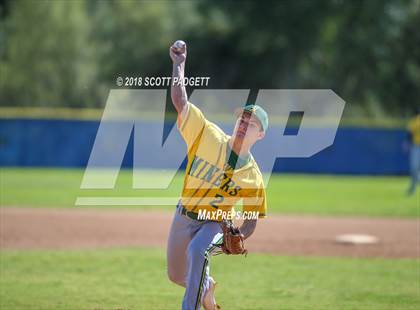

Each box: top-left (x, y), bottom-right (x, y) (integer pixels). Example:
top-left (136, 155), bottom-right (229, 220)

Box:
top-left (1, 208), bottom-right (419, 258)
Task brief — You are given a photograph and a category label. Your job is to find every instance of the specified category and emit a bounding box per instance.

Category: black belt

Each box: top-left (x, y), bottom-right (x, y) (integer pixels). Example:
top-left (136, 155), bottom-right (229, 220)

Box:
top-left (177, 202), bottom-right (203, 221)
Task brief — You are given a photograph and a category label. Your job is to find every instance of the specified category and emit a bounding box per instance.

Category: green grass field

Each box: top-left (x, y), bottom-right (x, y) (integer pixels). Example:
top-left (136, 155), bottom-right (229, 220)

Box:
top-left (1, 168), bottom-right (418, 217)
top-left (1, 168), bottom-right (420, 309)
top-left (0, 248), bottom-right (418, 310)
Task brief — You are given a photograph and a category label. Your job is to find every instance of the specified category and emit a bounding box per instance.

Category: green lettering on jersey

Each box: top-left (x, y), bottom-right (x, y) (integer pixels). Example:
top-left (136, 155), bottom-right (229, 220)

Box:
top-left (201, 165), bottom-right (221, 183)
top-left (195, 160), bottom-right (209, 178)
top-left (212, 172), bottom-right (225, 187)
top-left (188, 156), bottom-right (204, 176)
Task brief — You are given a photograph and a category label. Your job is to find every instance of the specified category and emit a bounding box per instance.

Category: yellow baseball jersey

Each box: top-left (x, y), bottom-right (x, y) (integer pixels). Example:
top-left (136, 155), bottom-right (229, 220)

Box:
top-left (408, 115), bottom-right (420, 145)
top-left (177, 102), bottom-right (267, 221)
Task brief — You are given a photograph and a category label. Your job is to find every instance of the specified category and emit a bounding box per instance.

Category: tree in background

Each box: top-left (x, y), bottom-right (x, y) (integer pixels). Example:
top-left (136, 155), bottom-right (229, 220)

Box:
top-left (0, 0), bottom-right (419, 116)
top-left (0, 0), bottom-right (97, 107)
top-left (90, 0), bottom-right (200, 91)
top-left (306, 0), bottom-right (420, 116)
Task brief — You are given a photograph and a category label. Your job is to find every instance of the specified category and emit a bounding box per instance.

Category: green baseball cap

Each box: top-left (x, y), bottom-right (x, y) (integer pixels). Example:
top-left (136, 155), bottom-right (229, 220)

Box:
top-left (234, 104), bottom-right (269, 132)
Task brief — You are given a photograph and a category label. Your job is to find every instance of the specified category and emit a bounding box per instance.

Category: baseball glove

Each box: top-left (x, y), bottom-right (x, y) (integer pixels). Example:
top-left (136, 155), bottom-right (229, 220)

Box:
top-left (220, 220), bottom-right (248, 255)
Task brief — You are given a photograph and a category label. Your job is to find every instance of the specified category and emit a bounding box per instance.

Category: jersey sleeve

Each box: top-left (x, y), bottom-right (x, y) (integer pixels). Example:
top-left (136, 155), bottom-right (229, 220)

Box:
top-left (242, 185), bottom-right (267, 219)
top-left (177, 102), bottom-right (207, 148)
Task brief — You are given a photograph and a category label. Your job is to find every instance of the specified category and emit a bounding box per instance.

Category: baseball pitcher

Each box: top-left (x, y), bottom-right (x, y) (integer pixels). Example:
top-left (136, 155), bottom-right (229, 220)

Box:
top-left (167, 40), bottom-right (268, 310)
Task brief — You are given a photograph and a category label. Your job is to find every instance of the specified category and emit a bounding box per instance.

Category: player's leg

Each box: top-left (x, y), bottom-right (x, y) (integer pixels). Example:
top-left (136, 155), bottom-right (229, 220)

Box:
top-left (415, 146), bottom-right (420, 183)
top-left (407, 146), bottom-right (420, 195)
top-left (182, 222), bottom-right (223, 310)
top-left (202, 232), bottom-right (224, 310)
top-left (166, 205), bottom-right (193, 287)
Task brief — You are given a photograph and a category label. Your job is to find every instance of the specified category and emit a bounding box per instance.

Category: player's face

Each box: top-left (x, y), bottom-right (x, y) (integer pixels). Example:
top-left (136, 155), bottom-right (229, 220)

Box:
top-left (232, 112), bottom-right (265, 146)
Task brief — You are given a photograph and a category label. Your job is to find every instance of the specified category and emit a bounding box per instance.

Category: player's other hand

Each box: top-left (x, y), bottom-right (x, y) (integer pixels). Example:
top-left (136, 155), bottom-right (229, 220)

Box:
top-left (170, 40), bottom-right (187, 65)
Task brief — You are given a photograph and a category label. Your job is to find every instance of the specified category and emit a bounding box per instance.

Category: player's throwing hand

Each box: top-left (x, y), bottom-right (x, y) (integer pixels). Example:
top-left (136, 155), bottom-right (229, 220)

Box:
top-left (169, 40), bottom-right (187, 65)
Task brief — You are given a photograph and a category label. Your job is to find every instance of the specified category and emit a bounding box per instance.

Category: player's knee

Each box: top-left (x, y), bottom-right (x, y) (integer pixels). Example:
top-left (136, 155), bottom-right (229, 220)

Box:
top-left (167, 269), bottom-right (185, 287)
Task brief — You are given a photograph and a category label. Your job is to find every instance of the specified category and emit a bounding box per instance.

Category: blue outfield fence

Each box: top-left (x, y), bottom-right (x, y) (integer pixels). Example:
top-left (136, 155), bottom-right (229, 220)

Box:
top-left (0, 118), bottom-right (409, 175)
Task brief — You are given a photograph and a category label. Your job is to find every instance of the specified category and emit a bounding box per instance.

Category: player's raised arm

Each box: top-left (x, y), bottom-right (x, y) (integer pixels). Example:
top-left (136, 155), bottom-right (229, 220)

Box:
top-left (169, 40), bottom-right (188, 114)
